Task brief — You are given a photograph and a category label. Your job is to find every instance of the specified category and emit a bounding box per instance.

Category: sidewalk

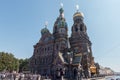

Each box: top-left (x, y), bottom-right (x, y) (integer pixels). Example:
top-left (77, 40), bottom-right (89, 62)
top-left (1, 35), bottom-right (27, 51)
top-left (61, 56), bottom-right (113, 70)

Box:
top-left (82, 77), bottom-right (105, 80)
top-left (63, 77), bottom-right (105, 80)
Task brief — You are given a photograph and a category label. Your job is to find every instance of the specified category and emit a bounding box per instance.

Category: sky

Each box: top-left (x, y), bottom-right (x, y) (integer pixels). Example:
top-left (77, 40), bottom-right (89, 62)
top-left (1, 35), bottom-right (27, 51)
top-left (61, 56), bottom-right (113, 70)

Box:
top-left (0, 0), bottom-right (120, 72)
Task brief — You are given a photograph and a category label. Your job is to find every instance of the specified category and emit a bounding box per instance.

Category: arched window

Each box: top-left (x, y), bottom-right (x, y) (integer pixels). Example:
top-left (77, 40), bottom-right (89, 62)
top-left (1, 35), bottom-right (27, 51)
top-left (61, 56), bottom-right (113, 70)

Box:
top-left (45, 48), bottom-right (46, 52)
top-left (61, 29), bottom-right (63, 33)
top-left (44, 58), bottom-right (46, 64)
top-left (36, 49), bottom-right (38, 53)
top-left (73, 68), bottom-right (78, 78)
top-left (59, 28), bottom-right (66, 34)
top-left (80, 24), bottom-right (84, 31)
top-left (54, 26), bottom-right (57, 33)
top-left (35, 59), bottom-right (37, 65)
top-left (74, 47), bottom-right (79, 53)
top-left (41, 58), bottom-right (43, 64)
top-left (48, 47), bottom-right (49, 51)
top-left (75, 27), bottom-right (78, 32)
top-left (75, 25), bottom-right (78, 32)
top-left (56, 44), bottom-right (59, 50)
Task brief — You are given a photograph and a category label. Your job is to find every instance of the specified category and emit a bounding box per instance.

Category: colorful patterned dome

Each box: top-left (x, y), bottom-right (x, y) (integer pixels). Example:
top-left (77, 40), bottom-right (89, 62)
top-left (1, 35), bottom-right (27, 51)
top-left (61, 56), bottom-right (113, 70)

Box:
top-left (41, 27), bottom-right (50, 35)
top-left (57, 19), bottom-right (67, 28)
top-left (59, 8), bottom-right (64, 14)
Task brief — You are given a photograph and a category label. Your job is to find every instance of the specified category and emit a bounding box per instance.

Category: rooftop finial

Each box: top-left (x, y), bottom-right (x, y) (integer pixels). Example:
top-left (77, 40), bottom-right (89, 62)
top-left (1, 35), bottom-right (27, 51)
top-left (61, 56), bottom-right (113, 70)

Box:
top-left (59, 3), bottom-right (64, 14)
top-left (60, 3), bottom-right (63, 8)
top-left (45, 21), bottom-right (48, 28)
top-left (76, 4), bottom-right (79, 12)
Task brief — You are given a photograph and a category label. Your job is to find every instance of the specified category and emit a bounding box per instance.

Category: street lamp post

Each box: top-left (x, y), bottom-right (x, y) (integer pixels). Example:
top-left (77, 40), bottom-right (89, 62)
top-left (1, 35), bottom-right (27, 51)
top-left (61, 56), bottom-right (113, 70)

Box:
top-left (67, 51), bottom-right (73, 80)
top-left (84, 52), bottom-right (90, 78)
top-left (77, 64), bottom-right (83, 80)
top-left (69, 57), bottom-right (72, 80)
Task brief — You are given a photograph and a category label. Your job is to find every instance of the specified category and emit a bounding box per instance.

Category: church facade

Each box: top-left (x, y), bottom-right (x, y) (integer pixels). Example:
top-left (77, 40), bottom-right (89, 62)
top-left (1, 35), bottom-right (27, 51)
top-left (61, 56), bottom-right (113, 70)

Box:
top-left (29, 6), bottom-right (96, 78)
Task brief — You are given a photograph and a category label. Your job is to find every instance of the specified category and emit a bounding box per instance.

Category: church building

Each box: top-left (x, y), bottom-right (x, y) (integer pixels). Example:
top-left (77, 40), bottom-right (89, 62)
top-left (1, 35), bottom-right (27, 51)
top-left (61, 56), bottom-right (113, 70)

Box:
top-left (29, 4), bottom-right (96, 79)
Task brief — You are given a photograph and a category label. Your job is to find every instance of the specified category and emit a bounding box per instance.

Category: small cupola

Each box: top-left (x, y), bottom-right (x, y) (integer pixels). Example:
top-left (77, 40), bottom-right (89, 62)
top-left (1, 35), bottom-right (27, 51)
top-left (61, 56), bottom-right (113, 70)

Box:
top-left (41, 21), bottom-right (50, 35)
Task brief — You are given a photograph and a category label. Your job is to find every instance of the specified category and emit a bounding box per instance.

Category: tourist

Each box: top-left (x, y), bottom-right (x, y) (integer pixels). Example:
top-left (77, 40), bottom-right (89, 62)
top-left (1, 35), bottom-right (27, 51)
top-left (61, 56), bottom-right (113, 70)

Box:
top-left (37, 74), bottom-right (41, 80)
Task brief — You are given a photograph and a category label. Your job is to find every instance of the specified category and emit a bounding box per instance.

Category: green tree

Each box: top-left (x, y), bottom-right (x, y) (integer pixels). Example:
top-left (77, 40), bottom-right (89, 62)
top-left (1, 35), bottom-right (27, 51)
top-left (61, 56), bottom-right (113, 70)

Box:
top-left (0, 52), bottom-right (19, 72)
top-left (19, 58), bottom-right (29, 72)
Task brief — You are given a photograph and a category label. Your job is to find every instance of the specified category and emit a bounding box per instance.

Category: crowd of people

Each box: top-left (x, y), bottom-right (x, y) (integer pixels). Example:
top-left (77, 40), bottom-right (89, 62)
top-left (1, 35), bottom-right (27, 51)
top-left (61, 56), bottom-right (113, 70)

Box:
top-left (0, 72), bottom-right (42, 80)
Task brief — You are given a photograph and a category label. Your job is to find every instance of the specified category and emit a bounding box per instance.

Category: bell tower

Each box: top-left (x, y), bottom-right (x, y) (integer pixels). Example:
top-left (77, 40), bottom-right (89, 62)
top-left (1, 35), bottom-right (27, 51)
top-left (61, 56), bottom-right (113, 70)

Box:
top-left (69, 5), bottom-right (94, 67)
top-left (53, 3), bottom-right (68, 53)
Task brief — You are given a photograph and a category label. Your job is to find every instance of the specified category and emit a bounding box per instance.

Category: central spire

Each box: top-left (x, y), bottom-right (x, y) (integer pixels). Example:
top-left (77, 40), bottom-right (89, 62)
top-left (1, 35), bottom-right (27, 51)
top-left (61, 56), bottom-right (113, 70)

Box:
top-left (53, 3), bottom-right (68, 38)
top-left (59, 3), bottom-right (64, 15)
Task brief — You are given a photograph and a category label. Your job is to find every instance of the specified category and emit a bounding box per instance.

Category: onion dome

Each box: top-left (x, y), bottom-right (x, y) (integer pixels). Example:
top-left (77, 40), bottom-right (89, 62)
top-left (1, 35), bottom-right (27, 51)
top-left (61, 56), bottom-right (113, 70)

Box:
top-left (59, 8), bottom-right (64, 14)
top-left (73, 5), bottom-right (84, 20)
top-left (73, 12), bottom-right (84, 18)
top-left (73, 12), bottom-right (84, 21)
top-left (41, 27), bottom-right (50, 35)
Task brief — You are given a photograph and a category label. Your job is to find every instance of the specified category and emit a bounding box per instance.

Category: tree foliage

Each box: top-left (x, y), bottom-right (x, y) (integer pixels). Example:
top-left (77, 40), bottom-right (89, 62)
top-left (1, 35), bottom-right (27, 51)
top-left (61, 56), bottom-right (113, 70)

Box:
top-left (19, 58), bottom-right (29, 72)
top-left (0, 52), bottom-right (30, 72)
top-left (0, 52), bottom-right (19, 72)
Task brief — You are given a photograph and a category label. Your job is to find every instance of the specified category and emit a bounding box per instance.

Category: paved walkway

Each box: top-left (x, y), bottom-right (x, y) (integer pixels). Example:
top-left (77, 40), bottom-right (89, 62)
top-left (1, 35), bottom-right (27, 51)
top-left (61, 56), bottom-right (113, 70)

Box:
top-left (63, 77), bottom-right (105, 80)
top-left (1, 76), bottom-right (118, 80)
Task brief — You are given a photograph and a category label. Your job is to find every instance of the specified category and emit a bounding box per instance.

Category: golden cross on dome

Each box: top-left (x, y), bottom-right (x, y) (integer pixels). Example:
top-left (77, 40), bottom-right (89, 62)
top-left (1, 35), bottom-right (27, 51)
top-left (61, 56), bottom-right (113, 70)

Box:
top-left (76, 4), bottom-right (79, 12)
top-left (60, 3), bottom-right (63, 8)
top-left (45, 21), bottom-right (48, 28)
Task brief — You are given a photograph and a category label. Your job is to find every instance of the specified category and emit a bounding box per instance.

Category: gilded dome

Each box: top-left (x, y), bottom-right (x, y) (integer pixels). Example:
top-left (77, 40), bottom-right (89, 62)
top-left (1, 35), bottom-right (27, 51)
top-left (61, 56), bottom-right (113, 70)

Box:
top-left (73, 12), bottom-right (84, 18)
top-left (41, 27), bottom-right (50, 35)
